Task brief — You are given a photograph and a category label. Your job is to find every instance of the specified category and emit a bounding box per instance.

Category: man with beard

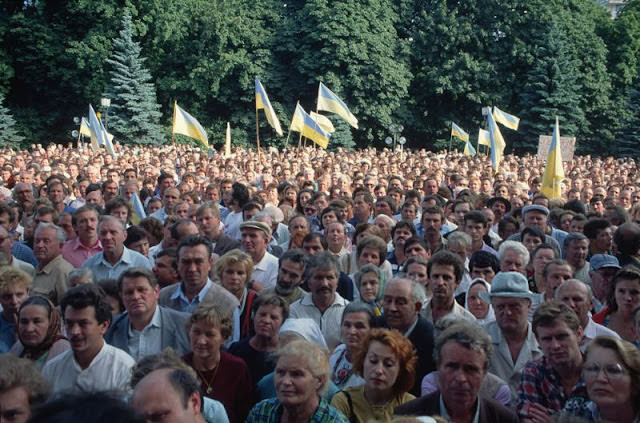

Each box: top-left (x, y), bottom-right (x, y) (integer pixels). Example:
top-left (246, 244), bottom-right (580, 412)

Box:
top-left (259, 249), bottom-right (307, 304)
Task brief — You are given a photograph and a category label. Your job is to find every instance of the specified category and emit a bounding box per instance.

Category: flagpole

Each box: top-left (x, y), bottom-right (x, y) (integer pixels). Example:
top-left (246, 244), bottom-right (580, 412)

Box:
top-left (255, 109), bottom-right (261, 162)
top-left (171, 101), bottom-right (176, 146)
top-left (448, 132), bottom-right (452, 153)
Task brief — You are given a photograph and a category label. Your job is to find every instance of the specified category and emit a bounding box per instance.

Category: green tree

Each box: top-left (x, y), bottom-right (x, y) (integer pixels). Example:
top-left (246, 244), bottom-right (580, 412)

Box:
top-left (0, 93), bottom-right (23, 147)
top-left (103, 12), bottom-right (164, 144)
top-left (615, 87), bottom-right (640, 156)
top-left (517, 20), bottom-right (584, 150)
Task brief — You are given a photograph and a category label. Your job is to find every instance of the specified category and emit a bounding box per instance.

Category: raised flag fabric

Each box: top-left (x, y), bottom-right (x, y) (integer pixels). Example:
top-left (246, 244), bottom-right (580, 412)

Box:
top-left (317, 82), bottom-right (358, 128)
top-left (130, 192), bottom-right (147, 225)
top-left (451, 122), bottom-right (469, 141)
top-left (255, 77), bottom-right (283, 136)
top-left (290, 103), bottom-right (331, 148)
top-left (88, 105), bottom-right (116, 157)
top-left (478, 128), bottom-right (491, 146)
top-left (493, 106), bottom-right (520, 130)
top-left (310, 111), bottom-right (335, 133)
top-left (173, 102), bottom-right (208, 147)
top-left (464, 140), bottom-right (477, 156)
top-left (540, 117), bottom-right (565, 199)
top-left (79, 118), bottom-right (92, 137)
top-left (487, 108), bottom-right (506, 170)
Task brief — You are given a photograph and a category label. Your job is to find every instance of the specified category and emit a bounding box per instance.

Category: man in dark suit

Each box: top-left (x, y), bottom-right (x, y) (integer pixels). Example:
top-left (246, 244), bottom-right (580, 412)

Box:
top-left (379, 277), bottom-right (435, 396)
top-left (195, 201), bottom-right (240, 257)
top-left (105, 267), bottom-right (191, 360)
top-left (395, 320), bottom-right (518, 423)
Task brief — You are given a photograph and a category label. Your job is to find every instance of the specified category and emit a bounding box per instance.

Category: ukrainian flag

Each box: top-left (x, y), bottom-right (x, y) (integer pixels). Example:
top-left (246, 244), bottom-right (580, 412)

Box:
top-left (451, 122), bottom-right (469, 142)
top-left (493, 107), bottom-right (520, 130)
top-left (487, 108), bottom-right (506, 170)
top-left (290, 103), bottom-right (331, 148)
top-left (255, 77), bottom-right (283, 136)
top-left (173, 102), bottom-right (208, 147)
top-left (88, 105), bottom-right (117, 157)
top-left (540, 117), bottom-right (565, 199)
top-left (478, 128), bottom-right (490, 146)
top-left (79, 118), bottom-right (92, 137)
top-left (464, 140), bottom-right (477, 157)
top-left (316, 82), bottom-right (358, 129)
top-left (310, 111), bottom-right (335, 133)
top-left (130, 192), bottom-right (147, 225)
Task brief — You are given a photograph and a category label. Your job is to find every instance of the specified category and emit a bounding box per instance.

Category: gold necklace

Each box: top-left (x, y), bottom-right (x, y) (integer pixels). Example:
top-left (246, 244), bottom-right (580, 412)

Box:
top-left (195, 363), bottom-right (219, 395)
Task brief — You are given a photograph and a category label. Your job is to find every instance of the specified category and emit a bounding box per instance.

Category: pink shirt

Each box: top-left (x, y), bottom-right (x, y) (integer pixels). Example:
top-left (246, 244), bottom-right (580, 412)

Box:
top-left (62, 238), bottom-right (103, 268)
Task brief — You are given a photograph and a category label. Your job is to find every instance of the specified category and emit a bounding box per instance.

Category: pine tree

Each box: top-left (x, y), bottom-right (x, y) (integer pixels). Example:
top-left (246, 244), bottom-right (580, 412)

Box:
top-left (0, 94), bottom-right (24, 147)
top-left (328, 118), bottom-right (355, 150)
top-left (103, 12), bottom-right (164, 144)
top-left (517, 21), bottom-right (585, 151)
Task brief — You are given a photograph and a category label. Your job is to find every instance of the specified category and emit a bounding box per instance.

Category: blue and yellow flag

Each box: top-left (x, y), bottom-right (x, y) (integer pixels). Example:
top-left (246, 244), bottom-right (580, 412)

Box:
top-left (173, 102), bottom-right (208, 147)
top-left (487, 108), bottom-right (506, 170)
top-left (88, 105), bottom-right (117, 157)
top-left (310, 111), bottom-right (335, 133)
top-left (451, 122), bottom-right (469, 142)
top-left (540, 117), bottom-right (565, 199)
top-left (464, 140), bottom-right (477, 156)
top-left (255, 77), bottom-right (283, 136)
top-left (317, 82), bottom-right (358, 129)
top-left (290, 103), bottom-right (331, 148)
top-left (130, 192), bottom-right (147, 225)
top-left (493, 107), bottom-right (520, 130)
top-left (478, 128), bottom-right (490, 146)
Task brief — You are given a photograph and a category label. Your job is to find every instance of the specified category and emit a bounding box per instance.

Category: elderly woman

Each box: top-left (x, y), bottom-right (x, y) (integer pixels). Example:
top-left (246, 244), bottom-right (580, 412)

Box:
top-left (215, 249), bottom-right (257, 339)
top-left (10, 296), bottom-right (69, 369)
top-left (229, 294), bottom-right (289, 386)
top-left (593, 268), bottom-right (640, 341)
top-left (561, 336), bottom-right (640, 422)
top-left (182, 303), bottom-right (253, 423)
top-left (331, 328), bottom-right (417, 422)
top-left (464, 278), bottom-right (495, 324)
top-left (354, 264), bottom-right (385, 315)
top-left (67, 267), bottom-right (94, 288)
top-left (247, 339), bottom-right (348, 423)
top-left (330, 302), bottom-right (375, 390)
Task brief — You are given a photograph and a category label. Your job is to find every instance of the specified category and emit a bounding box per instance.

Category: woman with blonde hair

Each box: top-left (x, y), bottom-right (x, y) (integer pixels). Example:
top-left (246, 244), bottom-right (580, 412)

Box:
top-left (215, 249), bottom-right (256, 339)
top-left (247, 339), bottom-right (348, 422)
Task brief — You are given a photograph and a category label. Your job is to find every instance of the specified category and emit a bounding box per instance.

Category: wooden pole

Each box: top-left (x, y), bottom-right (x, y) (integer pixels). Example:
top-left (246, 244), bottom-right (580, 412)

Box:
top-left (255, 109), bottom-right (261, 162)
top-left (171, 101), bottom-right (176, 146)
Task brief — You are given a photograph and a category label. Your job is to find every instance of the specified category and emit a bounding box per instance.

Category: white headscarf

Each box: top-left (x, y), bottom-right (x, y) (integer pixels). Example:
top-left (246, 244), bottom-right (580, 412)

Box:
top-left (279, 318), bottom-right (328, 349)
top-left (464, 278), bottom-right (495, 324)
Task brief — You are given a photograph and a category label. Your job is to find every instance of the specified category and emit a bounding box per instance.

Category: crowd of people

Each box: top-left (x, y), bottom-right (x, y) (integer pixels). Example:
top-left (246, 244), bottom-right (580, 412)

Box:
top-left (0, 141), bottom-right (639, 423)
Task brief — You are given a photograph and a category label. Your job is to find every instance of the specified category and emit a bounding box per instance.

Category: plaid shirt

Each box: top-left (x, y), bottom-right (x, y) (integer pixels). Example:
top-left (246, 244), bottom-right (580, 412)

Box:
top-left (246, 397), bottom-right (348, 423)
top-left (517, 356), bottom-right (588, 419)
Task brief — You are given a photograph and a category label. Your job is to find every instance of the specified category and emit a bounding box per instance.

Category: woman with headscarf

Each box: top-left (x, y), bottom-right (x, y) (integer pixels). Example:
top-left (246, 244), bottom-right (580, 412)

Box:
top-left (464, 278), bottom-right (495, 324)
top-left (10, 296), bottom-right (69, 370)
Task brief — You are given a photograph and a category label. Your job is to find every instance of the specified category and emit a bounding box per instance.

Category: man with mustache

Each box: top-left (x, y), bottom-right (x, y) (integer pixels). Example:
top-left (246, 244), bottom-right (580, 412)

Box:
top-left (289, 252), bottom-right (348, 349)
top-left (42, 284), bottom-right (135, 394)
top-left (105, 267), bottom-right (190, 360)
top-left (421, 250), bottom-right (475, 324)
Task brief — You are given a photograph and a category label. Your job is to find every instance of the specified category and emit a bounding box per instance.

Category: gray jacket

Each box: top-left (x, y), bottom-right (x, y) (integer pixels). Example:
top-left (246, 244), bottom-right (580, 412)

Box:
top-left (105, 306), bottom-right (191, 356)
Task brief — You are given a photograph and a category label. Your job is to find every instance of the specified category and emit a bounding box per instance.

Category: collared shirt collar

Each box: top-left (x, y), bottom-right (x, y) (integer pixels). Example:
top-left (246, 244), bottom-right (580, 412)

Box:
top-left (404, 316), bottom-right (419, 337)
top-left (37, 254), bottom-right (64, 274)
top-left (71, 237), bottom-right (102, 251)
top-left (170, 279), bottom-right (213, 304)
top-left (128, 305), bottom-right (161, 336)
top-left (439, 393), bottom-right (480, 423)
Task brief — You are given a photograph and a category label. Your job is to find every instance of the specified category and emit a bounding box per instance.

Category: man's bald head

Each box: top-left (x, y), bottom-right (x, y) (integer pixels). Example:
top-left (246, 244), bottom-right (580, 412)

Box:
top-left (555, 279), bottom-right (593, 327)
top-left (614, 222), bottom-right (640, 257)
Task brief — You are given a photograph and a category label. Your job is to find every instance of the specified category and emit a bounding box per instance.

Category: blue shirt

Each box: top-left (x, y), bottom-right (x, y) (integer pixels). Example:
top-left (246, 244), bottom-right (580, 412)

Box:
top-left (11, 242), bottom-right (37, 266)
top-left (0, 314), bottom-right (15, 353)
top-left (81, 246), bottom-right (152, 281)
top-left (169, 279), bottom-right (213, 313)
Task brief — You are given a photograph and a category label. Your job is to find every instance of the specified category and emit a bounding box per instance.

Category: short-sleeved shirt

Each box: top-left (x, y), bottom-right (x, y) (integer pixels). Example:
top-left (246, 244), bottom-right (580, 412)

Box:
top-left (517, 356), bottom-right (587, 419)
top-left (81, 247), bottom-right (151, 281)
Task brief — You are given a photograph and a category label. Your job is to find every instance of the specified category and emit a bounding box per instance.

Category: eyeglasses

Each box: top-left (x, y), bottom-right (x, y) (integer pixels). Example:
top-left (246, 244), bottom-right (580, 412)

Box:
top-left (582, 363), bottom-right (629, 380)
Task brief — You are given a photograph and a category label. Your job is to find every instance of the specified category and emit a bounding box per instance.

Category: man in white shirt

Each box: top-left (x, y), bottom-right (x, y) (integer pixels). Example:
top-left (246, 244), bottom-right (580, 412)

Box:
top-left (289, 252), bottom-right (348, 349)
top-left (240, 221), bottom-right (278, 289)
top-left (42, 284), bottom-right (134, 395)
top-left (555, 279), bottom-right (619, 350)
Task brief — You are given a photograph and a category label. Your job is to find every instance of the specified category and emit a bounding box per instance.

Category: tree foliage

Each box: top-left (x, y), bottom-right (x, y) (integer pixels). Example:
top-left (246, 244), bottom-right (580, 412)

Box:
top-left (0, 93), bottom-right (23, 147)
top-left (0, 0), bottom-right (639, 154)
